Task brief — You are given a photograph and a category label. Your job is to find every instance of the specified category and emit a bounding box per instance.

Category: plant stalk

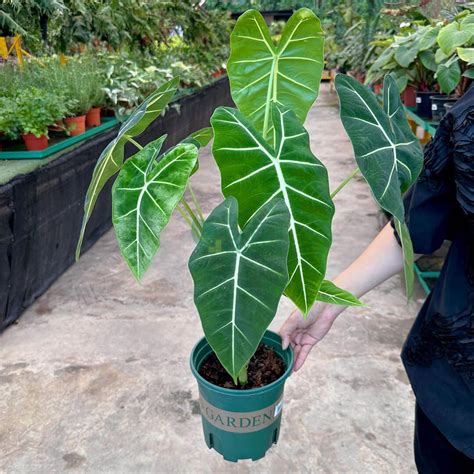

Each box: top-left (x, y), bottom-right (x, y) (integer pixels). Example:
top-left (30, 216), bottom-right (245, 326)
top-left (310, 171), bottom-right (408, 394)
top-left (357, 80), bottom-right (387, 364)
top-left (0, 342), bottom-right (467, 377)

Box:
top-left (187, 184), bottom-right (205, 224)
top-left (330, 167), bottom-right (359, 199)
top-left (176, 204), bottom-right (195, 232)
top-left (237, 364), bottom-right (248, 386)
top-left (180, 198), bottom-right (203, 234)
top-left (127, 137), bottom-right (143, 150)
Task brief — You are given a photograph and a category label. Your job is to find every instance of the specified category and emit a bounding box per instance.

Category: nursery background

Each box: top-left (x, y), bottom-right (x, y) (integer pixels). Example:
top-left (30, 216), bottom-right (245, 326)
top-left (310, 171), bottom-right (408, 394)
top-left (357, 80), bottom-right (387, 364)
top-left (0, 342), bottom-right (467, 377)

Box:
top-left (0, 0), bottom-right (472, 472)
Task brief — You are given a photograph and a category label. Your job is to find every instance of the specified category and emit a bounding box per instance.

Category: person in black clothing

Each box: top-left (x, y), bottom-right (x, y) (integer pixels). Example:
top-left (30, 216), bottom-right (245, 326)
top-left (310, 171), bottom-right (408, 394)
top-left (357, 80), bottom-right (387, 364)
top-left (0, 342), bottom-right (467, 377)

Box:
top-left (280, 86), bottom-right (474, 472)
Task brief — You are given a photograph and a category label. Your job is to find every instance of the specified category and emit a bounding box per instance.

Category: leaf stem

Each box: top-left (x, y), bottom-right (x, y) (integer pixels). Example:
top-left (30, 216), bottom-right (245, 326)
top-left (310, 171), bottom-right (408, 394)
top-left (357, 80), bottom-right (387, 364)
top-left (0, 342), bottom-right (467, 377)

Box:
top-left (187, 184), bottom-right (205, 224)
top-left (127, 137), bottom-right (143, 150)
top-left (237, 364), bottom-right (248, 386)
top-left (176, 204), bottom-right (195, 231)
top-left (330, 168), bottom-right (359, 199)
top-left (180, 198), bottom-right (203, 234)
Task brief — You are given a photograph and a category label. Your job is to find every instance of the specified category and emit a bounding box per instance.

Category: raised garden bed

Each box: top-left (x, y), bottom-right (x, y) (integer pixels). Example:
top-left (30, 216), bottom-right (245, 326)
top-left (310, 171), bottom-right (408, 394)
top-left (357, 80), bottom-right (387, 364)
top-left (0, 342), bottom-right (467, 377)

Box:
top-left (0, 77), bottom-right (233, 331)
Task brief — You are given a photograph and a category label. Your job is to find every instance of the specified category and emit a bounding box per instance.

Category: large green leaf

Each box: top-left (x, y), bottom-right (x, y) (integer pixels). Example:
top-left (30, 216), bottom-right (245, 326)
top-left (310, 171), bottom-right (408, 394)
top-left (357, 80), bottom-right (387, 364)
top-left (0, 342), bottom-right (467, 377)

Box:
top-left (419, 50), bottom-right (437, 72)
top-left (436, 57), bottom-right (461, 94)
top-left (211, 104), bottom-right (334, 316)
top-left (394, 218), bottom-right (415, 299)
top-left (335, 74), bottom-right (423, 223)
top-left (437, 21), bottom-right (472, 55)
top-left (112, 140), bottom-right (198, 280)
top-left (317, 280), bottom-right (363, 306)
top-left (76, 77), bottom-right (180, 260)
top-left (457, 47), bottom-right (474, 65)
top-left (335, 74), bottom-right (423, 297)
top-left (227, 8), bottom-right (324, 140)
top-left (189, 197), bottom-right (290, 383)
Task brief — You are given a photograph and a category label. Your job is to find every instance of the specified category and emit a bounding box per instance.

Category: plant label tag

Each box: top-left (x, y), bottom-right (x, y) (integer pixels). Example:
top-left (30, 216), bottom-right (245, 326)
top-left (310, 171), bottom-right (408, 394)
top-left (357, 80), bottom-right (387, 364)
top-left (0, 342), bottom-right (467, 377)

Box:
top-left (416, 126), bottom-right (425, 140)
top-left (432, 104), bottom-right (438, 111)
top-left (274, 399), bottom-right (284, 417)
top-left (416, 97), bottom-right (421, 103)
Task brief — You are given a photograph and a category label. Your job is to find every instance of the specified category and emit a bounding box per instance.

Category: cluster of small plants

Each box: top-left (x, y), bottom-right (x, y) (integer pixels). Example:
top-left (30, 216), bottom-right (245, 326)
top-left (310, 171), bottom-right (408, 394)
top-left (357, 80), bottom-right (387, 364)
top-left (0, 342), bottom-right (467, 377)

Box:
top-left (0, 57), bottom-right (105, 141)
top-left (366, 8), bottom-right (474, 96)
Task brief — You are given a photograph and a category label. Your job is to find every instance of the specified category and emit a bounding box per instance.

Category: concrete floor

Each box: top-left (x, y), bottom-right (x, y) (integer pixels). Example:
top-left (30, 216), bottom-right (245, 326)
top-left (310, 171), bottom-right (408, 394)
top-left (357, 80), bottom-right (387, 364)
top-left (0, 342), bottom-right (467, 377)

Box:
top-left (0, 84), bottom-right (425, 473)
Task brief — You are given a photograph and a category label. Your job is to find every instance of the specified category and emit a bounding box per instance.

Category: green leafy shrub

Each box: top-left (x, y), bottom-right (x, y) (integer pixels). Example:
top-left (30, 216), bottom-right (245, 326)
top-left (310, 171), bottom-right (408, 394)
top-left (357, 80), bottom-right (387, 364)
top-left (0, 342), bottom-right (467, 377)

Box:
top-left (15, 87), bottom-right (68, 137)
top-left (0, 97), bottom-right (20, 140)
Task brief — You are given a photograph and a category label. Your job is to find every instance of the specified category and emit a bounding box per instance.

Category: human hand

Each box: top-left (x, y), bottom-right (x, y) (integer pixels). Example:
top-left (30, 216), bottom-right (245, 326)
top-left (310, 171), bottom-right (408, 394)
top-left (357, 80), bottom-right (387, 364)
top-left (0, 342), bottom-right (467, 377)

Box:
top-left (279, 302), bottom-right (339, 372)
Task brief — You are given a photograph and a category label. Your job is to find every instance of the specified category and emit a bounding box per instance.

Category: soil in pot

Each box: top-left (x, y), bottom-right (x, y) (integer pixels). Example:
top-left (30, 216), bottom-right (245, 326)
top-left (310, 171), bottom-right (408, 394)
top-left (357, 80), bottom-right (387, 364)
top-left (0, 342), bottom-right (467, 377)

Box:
top-left (86, 107), bottom-right (102, 127)
top-left (431, 95), bottom-right (458, 122)
top-left (199, 343), bottom-right (285, 390)
top-left (65, 115), bottom-right (86, 136)
top-left (416, 91), bottom-right (439, 118)
top-left (22, 133), bottom-right (48, 151)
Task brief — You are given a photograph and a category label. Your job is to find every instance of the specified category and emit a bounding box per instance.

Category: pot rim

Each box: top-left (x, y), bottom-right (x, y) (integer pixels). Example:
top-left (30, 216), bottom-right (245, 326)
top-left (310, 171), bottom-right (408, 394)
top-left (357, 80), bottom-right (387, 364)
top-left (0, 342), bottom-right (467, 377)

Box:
top-left (190, 329), bottom-right (294, 397)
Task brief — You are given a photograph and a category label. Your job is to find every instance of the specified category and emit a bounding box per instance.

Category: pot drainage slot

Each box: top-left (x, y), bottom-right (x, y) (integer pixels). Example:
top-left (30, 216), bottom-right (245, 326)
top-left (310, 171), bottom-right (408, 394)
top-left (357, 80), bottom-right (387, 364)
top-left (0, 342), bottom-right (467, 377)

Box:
top-left (209, 433), bottom-right (214, 448)
top-left (273, 428), bottom-right (278, 444)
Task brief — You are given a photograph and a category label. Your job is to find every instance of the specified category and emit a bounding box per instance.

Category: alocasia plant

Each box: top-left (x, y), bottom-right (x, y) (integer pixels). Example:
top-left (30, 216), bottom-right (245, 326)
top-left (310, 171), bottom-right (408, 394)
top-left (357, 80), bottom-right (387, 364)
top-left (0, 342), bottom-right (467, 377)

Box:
top-left (78, 8), bottom-right (420, 386)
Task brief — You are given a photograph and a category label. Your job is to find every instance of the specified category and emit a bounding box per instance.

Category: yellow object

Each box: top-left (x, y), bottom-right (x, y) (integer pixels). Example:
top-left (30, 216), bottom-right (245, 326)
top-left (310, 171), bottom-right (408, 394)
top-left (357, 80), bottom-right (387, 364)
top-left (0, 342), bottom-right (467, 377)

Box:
top-left (0, 35), bottom-right (31, 67)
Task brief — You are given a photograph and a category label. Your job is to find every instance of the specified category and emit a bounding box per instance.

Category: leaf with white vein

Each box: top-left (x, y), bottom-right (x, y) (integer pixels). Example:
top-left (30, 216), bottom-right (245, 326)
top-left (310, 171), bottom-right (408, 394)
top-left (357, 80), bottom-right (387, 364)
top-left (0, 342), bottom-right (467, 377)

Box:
top-left (317, 280), bottom-right (363, 306)
top-left (112, 139), bottom-right (198, 280)
top-left (76, 77), bottom-right (180, 260)
top-left (211, 104), bottom-right (334, 316)
top-left (227, 8), bottom-right (324, 140)
top-left (335, 74), bottom-right (423, 223)
top-left (336, 74), bottom-right (422, 298)
top-left (189, 197), bottom-right (290, 383)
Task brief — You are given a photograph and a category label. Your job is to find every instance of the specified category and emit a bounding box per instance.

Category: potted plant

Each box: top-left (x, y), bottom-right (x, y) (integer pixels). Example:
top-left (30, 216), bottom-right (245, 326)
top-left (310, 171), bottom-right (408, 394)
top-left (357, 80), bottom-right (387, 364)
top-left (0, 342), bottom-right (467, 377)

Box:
top-left (85, 67), bottom-right (106, 127)
top-left (15, 87), bottom-right (67, 151)
top-left (61, 62), bottom-right (95, 136)
top-left (77, 9), bottom-right (423, 462)
top-left (429, 11), bottom-right (474, 121)
top-left (366, 23), bottom-right (440, 114)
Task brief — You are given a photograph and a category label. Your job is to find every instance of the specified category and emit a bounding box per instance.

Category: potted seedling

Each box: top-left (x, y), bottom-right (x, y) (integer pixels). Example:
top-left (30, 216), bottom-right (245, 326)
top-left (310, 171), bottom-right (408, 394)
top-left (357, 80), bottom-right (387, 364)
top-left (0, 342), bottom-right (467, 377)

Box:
top-left (77, 9), bottom-right (423, 462)
top-left (86, 69), bottom-right (106, 127)
top-left (16, 87), bottom-right (67, 151)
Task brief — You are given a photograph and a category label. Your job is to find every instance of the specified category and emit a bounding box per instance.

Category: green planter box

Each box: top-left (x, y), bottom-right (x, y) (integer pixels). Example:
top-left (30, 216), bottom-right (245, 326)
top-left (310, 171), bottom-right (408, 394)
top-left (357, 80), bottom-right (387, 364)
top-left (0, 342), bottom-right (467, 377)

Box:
top-left (190, 330), bottom-right (294, 462)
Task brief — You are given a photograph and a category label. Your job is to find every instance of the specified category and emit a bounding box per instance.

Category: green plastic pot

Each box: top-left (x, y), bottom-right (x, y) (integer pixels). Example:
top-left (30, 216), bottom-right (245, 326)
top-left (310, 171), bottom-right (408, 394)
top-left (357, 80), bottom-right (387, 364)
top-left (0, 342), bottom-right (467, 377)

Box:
top-left (190, 330), bottom-right (294, 462)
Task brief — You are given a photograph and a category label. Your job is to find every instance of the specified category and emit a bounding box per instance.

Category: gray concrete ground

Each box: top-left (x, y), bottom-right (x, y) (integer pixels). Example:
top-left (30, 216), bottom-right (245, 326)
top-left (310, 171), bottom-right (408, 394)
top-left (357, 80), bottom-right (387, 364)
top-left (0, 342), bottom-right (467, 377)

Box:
top-left (0, 84), bottom-right (425, 473)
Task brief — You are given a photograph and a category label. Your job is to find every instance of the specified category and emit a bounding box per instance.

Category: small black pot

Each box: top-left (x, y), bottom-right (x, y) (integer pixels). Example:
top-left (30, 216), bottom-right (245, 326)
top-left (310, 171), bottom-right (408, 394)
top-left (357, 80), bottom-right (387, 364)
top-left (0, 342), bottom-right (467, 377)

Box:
top-left (416, 91), bottom-right (440, 118)
top-left (431, 95), bottom-right (458, 123)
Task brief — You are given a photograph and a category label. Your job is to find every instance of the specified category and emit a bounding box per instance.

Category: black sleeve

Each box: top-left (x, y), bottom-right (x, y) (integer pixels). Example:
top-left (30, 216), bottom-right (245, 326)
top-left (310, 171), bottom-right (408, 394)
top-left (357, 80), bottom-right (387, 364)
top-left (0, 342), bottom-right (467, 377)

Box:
top-left (392, 113), bottom-right (458, 255)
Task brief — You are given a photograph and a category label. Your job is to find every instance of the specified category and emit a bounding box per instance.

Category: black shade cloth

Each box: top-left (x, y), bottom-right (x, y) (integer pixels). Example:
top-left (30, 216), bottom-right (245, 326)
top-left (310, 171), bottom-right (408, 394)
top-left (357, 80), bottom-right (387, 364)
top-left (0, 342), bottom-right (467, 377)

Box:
top-left (0, 78), bottom-right (233, 331)
top-left (392, 84), bottom-right (474, 458)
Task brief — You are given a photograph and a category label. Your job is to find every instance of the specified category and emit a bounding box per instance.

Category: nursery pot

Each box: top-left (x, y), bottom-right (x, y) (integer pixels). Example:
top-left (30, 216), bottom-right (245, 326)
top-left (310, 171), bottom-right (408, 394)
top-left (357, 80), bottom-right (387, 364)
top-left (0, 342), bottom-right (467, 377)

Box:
top-left (190, 330), bottom-right (294, 462)
top-left (86, 107), bottom-right (102, 127)
top-left (65, 115), bottom-right (86, 136)
top-left (416, 91), bottom-right (439, 118)
top-left (401, 85), bottom-right (417, 107)
top-left (22, 133), bottom-right (48, 151)
top-left (431, 95), bottom-right (458, 123)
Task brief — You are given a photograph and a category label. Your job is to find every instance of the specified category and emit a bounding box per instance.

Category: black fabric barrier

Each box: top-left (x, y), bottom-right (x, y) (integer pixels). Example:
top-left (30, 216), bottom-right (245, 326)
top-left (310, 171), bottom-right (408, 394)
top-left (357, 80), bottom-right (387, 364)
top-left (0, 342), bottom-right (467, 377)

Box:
top-left (0, 77), bottom-right (233, 331)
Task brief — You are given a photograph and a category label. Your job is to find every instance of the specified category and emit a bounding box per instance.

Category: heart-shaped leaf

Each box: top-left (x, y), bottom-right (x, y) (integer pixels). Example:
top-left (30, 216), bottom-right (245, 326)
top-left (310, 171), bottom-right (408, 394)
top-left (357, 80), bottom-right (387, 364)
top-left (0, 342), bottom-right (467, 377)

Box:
top-left (436, 57), bottom-right (461, 94)
top-left (211, 104), bottom-right (334, 316)
top-left (189, 197), bottom-right (290, 383)
top-left (457, 47), bottom-right (474, 64)
top-left (317, 280), bottom-right (363, 306)
top-left (76, 77), bottom-right (180, 260)
top-left (335, 74), bottom-right (423, 223)
top-left (112, 140), bottom-right (198, 280)
top-left (227, 8), bottom-right (324, 140)
top-left (437, 21), bottom-right (472, 55)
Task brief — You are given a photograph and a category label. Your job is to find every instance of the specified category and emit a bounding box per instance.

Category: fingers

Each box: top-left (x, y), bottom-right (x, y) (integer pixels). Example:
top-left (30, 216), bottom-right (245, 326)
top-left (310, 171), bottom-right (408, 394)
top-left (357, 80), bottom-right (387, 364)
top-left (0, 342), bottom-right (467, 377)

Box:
top-left (293, 343), bottom-right (314, 372)
top-left (279, 313), bottom-right (299, 350)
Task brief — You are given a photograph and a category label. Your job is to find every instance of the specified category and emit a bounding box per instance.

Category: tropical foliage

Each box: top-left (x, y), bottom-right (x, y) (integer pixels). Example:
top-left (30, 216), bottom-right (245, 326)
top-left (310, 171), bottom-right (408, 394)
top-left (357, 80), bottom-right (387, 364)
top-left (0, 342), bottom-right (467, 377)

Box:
top-left (78, 8), bottom-right (422, 386)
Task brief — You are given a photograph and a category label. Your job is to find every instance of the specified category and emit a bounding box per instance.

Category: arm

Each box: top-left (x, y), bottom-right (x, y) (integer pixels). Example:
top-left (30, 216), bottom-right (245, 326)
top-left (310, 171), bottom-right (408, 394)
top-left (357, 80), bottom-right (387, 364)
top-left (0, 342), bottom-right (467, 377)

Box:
top-left (280, 222), bottom-right (409, 371)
